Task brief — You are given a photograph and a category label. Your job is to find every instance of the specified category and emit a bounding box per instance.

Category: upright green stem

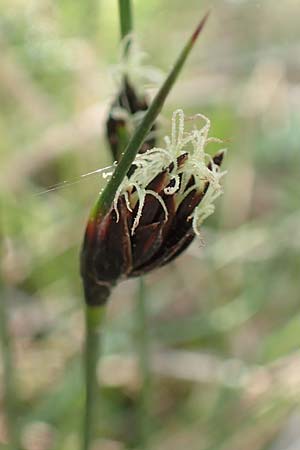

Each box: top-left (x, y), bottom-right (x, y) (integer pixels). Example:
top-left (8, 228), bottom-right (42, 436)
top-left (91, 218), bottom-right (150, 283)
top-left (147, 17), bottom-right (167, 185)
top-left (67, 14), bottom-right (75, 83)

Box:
top-left (82, 305), bottom-right (106, 450)
top-left (118, 0), bottom-right (133, 57)
top-left (0, 291), bottom-right (21, 450)
top-left (136, 278), bottom-right (151, 448)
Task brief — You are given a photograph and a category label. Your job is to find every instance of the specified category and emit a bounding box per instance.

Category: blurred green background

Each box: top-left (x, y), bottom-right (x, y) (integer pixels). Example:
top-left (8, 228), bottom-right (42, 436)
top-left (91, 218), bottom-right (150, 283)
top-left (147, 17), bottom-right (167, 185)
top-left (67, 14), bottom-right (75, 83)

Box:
top-left (1, 0), bottom-right (300, 449)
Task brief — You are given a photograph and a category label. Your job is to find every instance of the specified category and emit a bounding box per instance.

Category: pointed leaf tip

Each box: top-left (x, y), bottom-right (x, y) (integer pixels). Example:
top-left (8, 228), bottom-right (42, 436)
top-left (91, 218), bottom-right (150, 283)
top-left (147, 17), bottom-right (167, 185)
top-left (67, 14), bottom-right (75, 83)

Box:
top-left (191, 11), bottom-right (210, 44)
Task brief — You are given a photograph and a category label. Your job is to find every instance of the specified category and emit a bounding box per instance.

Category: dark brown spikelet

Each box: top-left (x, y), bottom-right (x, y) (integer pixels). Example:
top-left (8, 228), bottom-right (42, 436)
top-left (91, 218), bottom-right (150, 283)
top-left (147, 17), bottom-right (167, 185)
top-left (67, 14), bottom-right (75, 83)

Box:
top-left (80, 149), bottom-right (225, 306)
top-left (106, 78), bottom-right (156, 162)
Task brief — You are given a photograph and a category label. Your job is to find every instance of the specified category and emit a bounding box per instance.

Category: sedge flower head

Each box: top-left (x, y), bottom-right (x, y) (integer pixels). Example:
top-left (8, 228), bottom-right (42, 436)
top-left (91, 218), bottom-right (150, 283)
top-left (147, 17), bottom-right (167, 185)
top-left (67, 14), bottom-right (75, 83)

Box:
top-left (81, 109), bottom-right (226, 306)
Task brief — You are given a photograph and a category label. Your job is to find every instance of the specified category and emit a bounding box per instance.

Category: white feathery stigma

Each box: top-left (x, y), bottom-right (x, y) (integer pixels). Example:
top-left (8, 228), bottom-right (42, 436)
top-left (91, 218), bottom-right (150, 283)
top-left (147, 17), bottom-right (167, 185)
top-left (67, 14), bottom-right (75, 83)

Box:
top-left (111, 109), bottom-right (227, 236)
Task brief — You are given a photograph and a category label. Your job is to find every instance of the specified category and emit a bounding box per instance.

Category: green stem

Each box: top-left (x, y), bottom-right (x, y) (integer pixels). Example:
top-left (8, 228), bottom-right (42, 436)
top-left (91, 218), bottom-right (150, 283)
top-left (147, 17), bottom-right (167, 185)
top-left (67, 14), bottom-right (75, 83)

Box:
top-left (92, 12), bottom-right (209, 219)
top-left (0, 292), bottom-right (21, 450)
top-left (136, 278), bottom-right (151, 448)
top-left (82, 304), bottom-right (106, 450)
top-left (118, 0), bottom-right (133, 57)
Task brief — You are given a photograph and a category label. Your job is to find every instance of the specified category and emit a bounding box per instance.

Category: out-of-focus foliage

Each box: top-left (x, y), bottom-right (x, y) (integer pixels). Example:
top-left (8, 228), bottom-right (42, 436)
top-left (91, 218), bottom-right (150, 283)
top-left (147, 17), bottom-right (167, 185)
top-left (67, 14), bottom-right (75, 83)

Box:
top-left (1, 0), bottom-right (300, 449)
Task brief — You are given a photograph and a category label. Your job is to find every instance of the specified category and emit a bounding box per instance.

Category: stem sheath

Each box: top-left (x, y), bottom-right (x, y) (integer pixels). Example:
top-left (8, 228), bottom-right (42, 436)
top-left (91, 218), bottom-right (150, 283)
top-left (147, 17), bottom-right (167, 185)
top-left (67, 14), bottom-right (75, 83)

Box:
top-left (82, 304), bottom-right (106, 450)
